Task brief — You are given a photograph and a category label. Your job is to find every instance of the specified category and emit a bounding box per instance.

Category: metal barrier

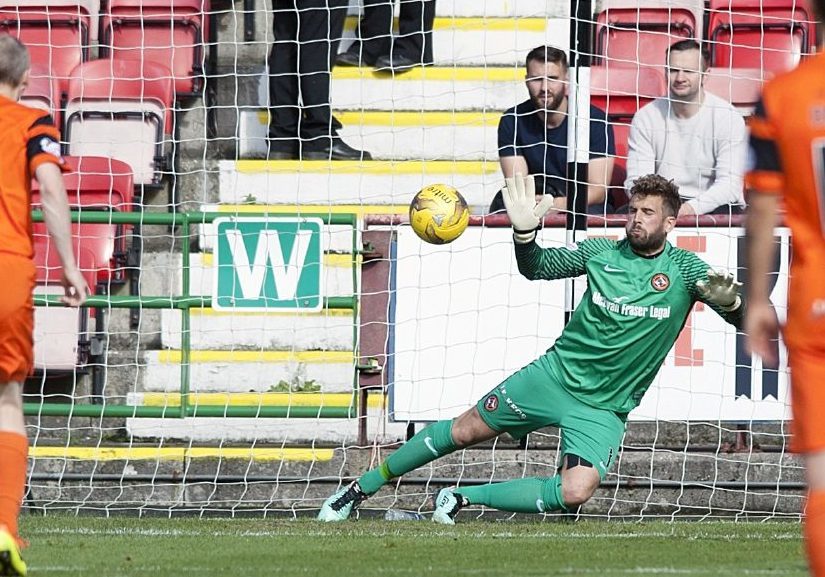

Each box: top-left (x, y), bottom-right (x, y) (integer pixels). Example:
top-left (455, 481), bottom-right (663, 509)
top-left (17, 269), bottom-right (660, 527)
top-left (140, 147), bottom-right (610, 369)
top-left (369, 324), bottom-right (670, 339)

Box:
top-left (26, 210), bottom-right (360, 420)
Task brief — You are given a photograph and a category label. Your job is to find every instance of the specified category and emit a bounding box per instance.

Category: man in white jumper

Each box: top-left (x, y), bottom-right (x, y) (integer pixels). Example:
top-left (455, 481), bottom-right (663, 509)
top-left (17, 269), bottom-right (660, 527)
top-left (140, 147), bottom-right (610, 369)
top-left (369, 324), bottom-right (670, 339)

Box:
top-left (624, 39), bottom-right (747, 216)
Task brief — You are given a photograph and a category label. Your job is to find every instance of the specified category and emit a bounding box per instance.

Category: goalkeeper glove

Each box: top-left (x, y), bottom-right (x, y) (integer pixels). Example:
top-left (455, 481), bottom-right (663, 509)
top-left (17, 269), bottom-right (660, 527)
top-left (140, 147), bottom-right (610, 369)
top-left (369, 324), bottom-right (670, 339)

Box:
top-left (501, 175), bottom-right (555, 244)
top-left (696, 269), bottom-right (743, 311)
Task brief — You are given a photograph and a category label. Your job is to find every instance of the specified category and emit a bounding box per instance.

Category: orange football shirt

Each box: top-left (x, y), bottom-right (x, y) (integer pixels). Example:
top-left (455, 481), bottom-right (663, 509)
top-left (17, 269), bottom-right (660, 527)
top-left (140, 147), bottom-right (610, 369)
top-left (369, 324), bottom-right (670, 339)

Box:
top-left (0, 93), bottom-right (68, 259)
top-left (746, 52), bottom-right (825, 348)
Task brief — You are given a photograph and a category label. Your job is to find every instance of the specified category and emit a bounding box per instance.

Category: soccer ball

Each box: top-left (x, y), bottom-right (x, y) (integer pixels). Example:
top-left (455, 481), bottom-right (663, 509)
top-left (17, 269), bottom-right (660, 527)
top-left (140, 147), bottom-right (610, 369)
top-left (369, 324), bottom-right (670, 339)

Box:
top-left (409, 184), bottom-right (470, 244)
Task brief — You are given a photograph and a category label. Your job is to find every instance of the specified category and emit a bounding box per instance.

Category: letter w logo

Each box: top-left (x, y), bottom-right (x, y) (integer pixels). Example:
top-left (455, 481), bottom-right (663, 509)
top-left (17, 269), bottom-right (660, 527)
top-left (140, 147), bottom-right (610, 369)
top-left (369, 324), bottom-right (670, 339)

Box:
top-left (225, 229), bottom-right (313, 300)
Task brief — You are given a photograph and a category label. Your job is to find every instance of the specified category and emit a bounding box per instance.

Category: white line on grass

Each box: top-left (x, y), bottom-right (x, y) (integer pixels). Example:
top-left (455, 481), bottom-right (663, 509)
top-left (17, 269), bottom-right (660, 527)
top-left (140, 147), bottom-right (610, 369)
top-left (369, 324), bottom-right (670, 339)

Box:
top-left (27, 526), bottom-right (799, 541)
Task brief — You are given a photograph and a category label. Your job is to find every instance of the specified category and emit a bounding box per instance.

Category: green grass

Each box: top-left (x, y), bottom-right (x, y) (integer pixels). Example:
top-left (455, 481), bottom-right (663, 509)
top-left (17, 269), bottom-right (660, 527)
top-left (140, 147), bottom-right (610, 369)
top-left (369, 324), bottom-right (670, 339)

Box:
top-left (22, 515), bottom-right (806, 576)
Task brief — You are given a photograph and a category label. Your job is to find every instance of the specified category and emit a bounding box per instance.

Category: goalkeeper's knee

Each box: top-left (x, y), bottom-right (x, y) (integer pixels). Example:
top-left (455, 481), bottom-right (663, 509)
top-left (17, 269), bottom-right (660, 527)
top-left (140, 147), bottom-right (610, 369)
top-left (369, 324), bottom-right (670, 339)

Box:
top-left (560, 455), bottom-right (600, 507)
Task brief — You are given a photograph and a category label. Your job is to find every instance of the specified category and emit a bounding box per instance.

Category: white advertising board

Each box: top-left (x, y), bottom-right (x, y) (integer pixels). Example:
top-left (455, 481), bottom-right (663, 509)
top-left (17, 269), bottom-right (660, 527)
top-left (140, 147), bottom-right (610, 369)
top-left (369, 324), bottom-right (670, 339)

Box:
top-left (390, 226), bottom-right (791, 423)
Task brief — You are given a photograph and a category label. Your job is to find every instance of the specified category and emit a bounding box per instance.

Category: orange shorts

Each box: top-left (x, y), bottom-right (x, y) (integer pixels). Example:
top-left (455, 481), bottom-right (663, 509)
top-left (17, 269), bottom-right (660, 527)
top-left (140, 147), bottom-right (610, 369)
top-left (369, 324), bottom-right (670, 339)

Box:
top-left (0, 254), bottom-right (35, 383)
top-left (788, 345), bottom-right (825, 454)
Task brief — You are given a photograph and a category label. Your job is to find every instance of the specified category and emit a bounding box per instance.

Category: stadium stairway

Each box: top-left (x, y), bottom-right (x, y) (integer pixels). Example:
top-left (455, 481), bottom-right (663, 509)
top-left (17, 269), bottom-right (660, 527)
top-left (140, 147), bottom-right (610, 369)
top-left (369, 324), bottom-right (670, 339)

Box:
top-left (127, 1), bottom-right (572, 444)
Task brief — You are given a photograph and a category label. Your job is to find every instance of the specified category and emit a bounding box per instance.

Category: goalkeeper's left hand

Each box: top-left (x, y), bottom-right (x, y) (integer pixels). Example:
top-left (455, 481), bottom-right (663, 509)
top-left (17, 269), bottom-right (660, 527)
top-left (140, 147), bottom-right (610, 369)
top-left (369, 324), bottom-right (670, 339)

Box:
top-left (501, 175), bottom-right (555, 244)
top-left (696, 269), bottom-right (743, 311)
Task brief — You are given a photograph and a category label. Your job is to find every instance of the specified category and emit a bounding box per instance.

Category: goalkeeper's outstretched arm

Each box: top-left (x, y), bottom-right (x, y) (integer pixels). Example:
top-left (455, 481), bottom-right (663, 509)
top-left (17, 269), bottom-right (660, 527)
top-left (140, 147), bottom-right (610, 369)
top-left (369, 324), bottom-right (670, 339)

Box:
top-left (503, 175), bottom-right (615, 281)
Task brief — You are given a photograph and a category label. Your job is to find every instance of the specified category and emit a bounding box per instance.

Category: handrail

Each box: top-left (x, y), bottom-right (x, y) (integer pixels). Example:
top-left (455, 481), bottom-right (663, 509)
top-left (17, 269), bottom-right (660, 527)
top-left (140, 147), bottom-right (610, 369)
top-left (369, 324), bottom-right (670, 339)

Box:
top-left (28, 210), bottom-right (360, 420)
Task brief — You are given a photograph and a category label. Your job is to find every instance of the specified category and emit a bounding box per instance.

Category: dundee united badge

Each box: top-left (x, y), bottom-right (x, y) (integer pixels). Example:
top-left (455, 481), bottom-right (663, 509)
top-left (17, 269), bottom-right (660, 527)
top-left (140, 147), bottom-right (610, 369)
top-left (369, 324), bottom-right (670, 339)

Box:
top-left (484, 395), bottom-right (499, 412)
top-left (651, 273), bottom-right (670, 292)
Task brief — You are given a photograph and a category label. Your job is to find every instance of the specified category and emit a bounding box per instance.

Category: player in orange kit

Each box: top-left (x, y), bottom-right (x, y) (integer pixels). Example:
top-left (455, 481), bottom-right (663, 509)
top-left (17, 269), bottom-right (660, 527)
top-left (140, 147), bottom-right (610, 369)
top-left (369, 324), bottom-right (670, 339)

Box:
top-left (745, 4), bottom-right (825, 573)
top-left (0, 36), bottom-right (89, 575)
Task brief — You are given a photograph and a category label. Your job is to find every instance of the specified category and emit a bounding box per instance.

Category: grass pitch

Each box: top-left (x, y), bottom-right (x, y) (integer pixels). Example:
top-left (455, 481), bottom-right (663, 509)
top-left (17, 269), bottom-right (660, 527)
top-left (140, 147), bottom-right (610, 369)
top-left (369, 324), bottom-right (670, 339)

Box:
top-left (23, 515), bottom-right (805, 576)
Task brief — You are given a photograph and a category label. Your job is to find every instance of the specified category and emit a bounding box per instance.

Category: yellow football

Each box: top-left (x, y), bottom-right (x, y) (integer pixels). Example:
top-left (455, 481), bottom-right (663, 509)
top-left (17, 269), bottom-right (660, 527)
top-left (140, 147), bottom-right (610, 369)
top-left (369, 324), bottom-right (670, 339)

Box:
top-left (409, 184), bottom-right (470, 245)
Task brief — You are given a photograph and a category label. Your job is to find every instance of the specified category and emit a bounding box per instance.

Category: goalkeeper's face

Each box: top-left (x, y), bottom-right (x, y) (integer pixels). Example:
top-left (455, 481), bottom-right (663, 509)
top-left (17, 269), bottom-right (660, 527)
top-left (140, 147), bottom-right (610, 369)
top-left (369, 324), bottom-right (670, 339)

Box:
top-left (626, 195), bottom-right (676, 255)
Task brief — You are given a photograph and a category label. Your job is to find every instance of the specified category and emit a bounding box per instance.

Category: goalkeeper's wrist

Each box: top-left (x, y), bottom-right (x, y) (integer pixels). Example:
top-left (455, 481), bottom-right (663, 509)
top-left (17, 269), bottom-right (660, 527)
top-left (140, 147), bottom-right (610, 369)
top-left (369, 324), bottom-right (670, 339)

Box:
top-left (512, 227), bottom-right (537, 244)
top-left (718, 294), bottom-right (742, 312)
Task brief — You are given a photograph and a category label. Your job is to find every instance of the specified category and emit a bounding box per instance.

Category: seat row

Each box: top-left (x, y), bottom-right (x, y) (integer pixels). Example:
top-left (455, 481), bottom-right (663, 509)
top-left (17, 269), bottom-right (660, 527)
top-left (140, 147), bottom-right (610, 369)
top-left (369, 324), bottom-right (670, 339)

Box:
top-left (32, 155), bottom-right (134, 372)
top-left (0, 0), bottom-right (209, 96)
top-left (22, 58), bottom-right (174, 187)
top-left (597, 0), bottom-right (818, 74)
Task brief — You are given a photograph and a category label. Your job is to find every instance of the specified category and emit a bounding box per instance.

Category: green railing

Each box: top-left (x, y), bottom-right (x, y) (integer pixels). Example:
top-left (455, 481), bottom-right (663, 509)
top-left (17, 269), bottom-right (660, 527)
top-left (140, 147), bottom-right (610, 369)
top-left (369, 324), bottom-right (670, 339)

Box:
top-left (26, 210), bottom-right (360, 420)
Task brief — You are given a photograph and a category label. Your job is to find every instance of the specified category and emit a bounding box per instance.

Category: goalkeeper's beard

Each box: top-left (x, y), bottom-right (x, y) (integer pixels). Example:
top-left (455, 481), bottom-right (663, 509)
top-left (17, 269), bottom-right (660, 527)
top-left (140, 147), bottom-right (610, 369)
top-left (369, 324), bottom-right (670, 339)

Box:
top-left (627, 226), bottom-right (667, 255)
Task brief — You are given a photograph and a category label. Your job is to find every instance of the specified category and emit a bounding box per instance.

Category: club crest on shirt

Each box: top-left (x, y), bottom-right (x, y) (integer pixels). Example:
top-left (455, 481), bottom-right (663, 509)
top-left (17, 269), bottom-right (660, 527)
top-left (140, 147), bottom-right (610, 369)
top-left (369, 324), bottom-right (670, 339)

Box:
top-left (39, 136), bottom-right (63, 161)
top-left (483, 395), bottom-right (498, 412)
top-left (650, 273), bottom-right (670, 292)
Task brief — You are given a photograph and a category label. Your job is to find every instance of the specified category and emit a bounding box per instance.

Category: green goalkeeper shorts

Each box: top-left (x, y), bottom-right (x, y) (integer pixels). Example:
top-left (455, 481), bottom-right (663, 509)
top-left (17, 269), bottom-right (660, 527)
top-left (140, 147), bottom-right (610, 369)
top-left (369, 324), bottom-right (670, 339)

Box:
top-left (475, 355), bottom-right (624, 479)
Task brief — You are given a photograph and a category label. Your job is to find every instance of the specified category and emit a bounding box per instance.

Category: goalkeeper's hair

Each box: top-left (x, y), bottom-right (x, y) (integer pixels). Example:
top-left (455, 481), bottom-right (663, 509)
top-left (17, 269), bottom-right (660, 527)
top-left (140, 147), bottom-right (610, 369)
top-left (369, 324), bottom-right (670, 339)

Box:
top-left (629, 174), bottom-right (682, 217)
top-left (525, 45), bottom-right (568, 71)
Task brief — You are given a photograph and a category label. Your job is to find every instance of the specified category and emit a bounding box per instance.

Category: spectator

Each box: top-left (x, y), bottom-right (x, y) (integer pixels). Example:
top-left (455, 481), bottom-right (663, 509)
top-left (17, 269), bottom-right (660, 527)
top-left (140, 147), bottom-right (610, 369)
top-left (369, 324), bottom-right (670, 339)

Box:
top-left (624, 39), bottom-right (746, 216)
top-left (336, 0), bottom-right (435, 72)
top-left (490, 45), bottom-right (615, 214)
top-left (268, 0), bottom-right (371, 160)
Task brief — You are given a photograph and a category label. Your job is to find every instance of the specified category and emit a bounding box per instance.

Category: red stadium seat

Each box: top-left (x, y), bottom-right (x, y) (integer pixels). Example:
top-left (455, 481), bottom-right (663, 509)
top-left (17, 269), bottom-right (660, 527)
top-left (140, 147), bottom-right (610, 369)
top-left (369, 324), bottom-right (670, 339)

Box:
top-left (707, 0), bottom-right (816, 73)
top-left (32, 239), bottom-right (96, 371)
top-left (20, 64), bottom-right (61, 127)
top-left (31, 156), bottom-right (134, 284)
top-left (703, 67), bottom-right (772, 114)
top-left (64, 59), bottom-right (174, 186)
top-left (0, 0), bottom-right (99, 94)
top-left (101, 0), bottom-right (209, 96)
top-left (595, 0), bottom-right (704, 68)
top-left (32, 229), bottom-right (99, 371)
top-left (589, 65), bottom-right (666, 117)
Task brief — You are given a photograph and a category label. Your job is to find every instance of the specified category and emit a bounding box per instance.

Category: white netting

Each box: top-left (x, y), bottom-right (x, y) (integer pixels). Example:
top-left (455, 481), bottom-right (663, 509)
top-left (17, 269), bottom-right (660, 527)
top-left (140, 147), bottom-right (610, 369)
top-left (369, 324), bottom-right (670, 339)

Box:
top-left (19, 0), bottom-right (813, 518)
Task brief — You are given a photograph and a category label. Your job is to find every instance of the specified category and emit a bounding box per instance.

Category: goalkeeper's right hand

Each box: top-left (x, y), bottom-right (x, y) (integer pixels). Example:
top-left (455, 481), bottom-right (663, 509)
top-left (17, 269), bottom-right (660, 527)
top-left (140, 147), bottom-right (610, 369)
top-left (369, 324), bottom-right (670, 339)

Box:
top-left (501, 175), bottom-right (555, 244)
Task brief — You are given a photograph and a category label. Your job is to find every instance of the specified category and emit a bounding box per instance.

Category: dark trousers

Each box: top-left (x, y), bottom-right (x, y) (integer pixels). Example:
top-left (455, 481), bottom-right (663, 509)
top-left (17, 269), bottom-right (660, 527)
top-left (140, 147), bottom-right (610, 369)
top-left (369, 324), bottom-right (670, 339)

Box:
top-left (268, 0), bottom-right (348, 148)
top-left (347, 0), bottom-right (435, 63)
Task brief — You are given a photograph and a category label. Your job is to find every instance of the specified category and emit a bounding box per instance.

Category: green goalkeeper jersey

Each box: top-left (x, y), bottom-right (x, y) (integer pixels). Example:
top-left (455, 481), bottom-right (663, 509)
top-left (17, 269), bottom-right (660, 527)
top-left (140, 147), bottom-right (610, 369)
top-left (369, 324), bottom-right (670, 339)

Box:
top-left (514, 237), bottom-right (744, 416)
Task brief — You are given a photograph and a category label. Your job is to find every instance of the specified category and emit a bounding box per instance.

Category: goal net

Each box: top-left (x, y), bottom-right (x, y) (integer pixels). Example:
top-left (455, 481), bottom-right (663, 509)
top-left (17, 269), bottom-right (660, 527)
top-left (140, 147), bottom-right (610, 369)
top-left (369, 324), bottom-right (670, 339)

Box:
top-left (23, 0), bottom-right (813, 519)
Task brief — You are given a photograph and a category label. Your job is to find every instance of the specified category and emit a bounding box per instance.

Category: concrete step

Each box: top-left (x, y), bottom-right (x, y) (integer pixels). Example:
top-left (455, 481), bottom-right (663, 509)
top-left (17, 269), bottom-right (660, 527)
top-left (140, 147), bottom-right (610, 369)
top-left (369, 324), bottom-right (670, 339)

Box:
top-left (161, 307), bottom-right (355, 350)
top-left (30, 444), bottom-right (333, 463)
top-left (337, 17), bottom-right (566, 67)
top-left (126, 400), bottom-right (408, 444)
top-left (126, 391), bottom-right (373, 408)
top-left (230, 17), bottom-right (566, 72)
top-left (161, 249), bottom-right (356, 349)
top-left (420, 0), bottom-right (567, 18)
top-left (239, 110), bottom-right (500, 161)
top-left (261, 66), bottom-right (531, 112)
top-left (139, 350), bottom-right (355, 393)
top-left (218, 159), bottom-right (501, 210)
top-left (181, 252), bottom-right (355, 297)
top-left (28, 445), bottom-right (804, 516)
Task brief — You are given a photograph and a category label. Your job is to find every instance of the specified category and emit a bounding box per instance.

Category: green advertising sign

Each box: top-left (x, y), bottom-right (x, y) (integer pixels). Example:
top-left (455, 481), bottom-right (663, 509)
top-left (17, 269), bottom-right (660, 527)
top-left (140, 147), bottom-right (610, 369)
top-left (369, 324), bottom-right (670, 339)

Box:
top-left (213, 217), bottom-right (323, 311)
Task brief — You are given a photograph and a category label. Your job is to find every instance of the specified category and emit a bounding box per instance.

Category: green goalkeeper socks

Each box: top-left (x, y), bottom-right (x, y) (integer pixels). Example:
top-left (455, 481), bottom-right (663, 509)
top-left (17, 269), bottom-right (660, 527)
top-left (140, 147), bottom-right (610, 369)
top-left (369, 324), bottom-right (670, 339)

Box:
top-left (456, 476), bottom-right (567, 514)
top-left (358, 419), bottom-right (457, 495)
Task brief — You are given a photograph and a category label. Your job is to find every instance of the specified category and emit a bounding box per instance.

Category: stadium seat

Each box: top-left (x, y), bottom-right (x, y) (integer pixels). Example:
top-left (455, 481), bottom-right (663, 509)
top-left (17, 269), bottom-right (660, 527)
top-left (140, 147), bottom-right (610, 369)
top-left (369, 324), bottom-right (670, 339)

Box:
top-left (0, 0), bottom-right (99, 94)
top-left (101, 0), bottom-right (210, 96)
top-left (20, 64), bottom-right (61, 127)
top-left (31, 156), bottom-right (134, 284)
top-left (32, 228), bottom-right (99, 371)
top-left (589, 64), bottom-right (663, 198)
top-left (64, 59), bottom-right (174, 187)
top-left (595, 0), bottom-right (704, 68)
top-left (34, 242), bottom-right (96, 371)
top-left (707, 0), bottom-right (816, 73)
top-left (703, 67), bottom-right (771, 114)
top-left (589, 64), bottom-right (667, 117)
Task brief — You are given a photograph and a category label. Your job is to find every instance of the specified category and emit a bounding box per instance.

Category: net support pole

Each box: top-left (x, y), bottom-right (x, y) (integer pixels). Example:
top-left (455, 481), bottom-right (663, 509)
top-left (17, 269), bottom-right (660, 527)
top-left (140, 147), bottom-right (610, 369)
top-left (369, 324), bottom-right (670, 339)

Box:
top-left (565, 0), bottom-right (593, 323)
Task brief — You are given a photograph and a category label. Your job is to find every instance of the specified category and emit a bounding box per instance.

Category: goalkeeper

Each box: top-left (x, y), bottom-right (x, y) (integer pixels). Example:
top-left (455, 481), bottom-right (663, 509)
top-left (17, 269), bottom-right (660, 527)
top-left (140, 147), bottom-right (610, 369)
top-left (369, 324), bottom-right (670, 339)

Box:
top-left (319, 173), bottom-right (745, 524)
